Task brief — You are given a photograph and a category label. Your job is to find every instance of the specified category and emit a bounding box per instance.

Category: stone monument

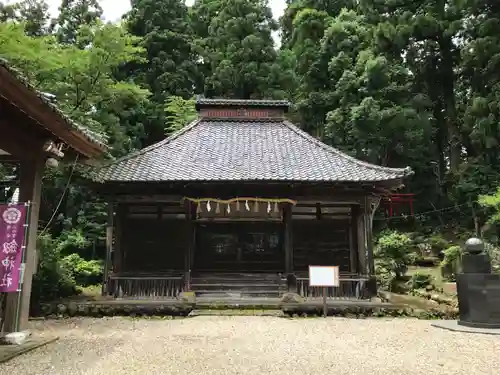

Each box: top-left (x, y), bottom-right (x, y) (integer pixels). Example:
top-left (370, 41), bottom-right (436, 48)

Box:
top-left (456, 238), bottom-right (500, 328)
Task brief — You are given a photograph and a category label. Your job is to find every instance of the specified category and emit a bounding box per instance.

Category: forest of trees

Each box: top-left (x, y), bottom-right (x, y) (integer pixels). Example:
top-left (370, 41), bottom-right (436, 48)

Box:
top-left (1, 0), bottom-right (500, 301)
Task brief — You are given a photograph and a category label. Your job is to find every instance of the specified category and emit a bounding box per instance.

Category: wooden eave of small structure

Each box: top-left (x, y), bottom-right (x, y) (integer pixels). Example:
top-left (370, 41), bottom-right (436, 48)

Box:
top-left (0, 58), bottom-right (107, 161)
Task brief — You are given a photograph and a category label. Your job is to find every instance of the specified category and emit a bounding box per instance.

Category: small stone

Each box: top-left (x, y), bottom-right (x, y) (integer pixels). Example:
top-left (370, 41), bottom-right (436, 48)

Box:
top-left (178, 292), bottom-right (196, 304)
top-left (67, 303), bottom-right (77, 316)
top-left (280, 293), bottom-right (304, 304)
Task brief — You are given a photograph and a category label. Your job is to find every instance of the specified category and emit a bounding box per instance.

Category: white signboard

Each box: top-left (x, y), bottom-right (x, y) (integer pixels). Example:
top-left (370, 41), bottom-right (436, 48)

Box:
top-left (309, 266), bottom-right (340, 287)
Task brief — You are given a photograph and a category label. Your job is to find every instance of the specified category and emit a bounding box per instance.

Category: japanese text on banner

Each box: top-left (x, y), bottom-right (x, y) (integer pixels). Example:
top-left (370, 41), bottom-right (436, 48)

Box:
top-left (0, 204), bottom-right (28, 292)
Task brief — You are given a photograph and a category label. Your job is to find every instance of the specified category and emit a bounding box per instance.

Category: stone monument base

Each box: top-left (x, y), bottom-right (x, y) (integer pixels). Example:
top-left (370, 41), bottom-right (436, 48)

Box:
top-left (432, 320), bottom-right (500, 335)
top-left (457, 320), bottom-right (500, 329)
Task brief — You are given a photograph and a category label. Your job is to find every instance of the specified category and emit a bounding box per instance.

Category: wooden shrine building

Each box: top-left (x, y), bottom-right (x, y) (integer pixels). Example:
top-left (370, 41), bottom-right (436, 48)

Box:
top-left (96, 99), bottom-right (412, 300)
top-left (0, 58), bottom-right (105, 332)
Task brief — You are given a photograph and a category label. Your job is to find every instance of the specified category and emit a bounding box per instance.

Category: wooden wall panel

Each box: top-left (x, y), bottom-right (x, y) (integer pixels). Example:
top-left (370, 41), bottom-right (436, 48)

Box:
top-left (292, 220), bottom-right (351, 273)
top-left (120, 218), bottom-right (187, 272)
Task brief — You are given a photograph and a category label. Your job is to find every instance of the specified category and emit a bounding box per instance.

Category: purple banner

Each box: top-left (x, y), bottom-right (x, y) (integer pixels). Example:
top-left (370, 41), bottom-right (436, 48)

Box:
top-left (0, 204), bottom-right (28, 293)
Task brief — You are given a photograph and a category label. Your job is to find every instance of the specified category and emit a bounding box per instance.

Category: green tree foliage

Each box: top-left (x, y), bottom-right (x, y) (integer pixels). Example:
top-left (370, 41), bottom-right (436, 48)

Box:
top-left (0, 21), bottom-right (150, 297)
top-left (0, 21), bottom-right (149, 154)
top-left (280, 0), bottom-right (355, 48)
top-left (375, 231), bottom-right (416, 278)
top-left (479, 188), bottom-right (500, 225)
top-left (0, 0), bottom-right (49, 36)
top-left (125, 0), bottom-right (197, 101)
top-left (324, 10), bottom-right (431, 169)
top-left (123, 0), bottom-right (198, 142)
top-left (165, 96), bottom-right (197, 133)
top-left (192, 0), bottom-right (285, 99)
top-left (282, 0), bottom-right (500, 231)
top-left (51, 0), bottom-right (103, 45)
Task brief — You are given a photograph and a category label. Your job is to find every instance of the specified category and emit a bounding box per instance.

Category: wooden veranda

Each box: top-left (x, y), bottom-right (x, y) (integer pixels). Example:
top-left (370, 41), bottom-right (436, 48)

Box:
top-left (95, 99), bottom-right (412, 303)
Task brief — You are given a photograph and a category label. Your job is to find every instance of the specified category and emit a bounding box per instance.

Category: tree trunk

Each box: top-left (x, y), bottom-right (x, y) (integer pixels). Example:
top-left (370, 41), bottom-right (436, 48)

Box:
top-left (439, 36), bottom-right (461, 173)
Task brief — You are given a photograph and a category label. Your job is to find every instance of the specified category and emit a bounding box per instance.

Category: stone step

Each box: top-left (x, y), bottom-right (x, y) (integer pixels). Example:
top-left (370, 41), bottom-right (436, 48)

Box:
top-left (192, 273), bottom-right (284, 279)
top-left (191, 283), bottom-right (286, 291)
top-left (194, 290), bottom-right (283, 298)
top-left (191, 279), bottom-right (284, 285)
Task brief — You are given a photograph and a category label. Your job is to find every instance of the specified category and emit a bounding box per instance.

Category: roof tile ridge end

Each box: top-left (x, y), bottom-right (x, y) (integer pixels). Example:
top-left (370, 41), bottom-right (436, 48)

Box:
top-left (282, 120), bottom-right (412, 176)
top-left (99, 118), bottom-right (202, 168)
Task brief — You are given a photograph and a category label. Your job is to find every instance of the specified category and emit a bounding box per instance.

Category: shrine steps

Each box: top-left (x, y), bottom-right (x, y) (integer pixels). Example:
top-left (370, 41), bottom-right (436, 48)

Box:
top-left (190, 273), bottom-right (287, 298)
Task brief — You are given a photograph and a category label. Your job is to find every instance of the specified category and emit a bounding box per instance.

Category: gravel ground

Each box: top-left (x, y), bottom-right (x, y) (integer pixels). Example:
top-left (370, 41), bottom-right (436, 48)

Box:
top-left (1, 316), bottom-right (499, 375)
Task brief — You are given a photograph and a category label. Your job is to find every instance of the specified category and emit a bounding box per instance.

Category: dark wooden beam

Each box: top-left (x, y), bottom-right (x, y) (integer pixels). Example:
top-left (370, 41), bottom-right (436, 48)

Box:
top-left (284, 204), bottom-right (293, 278)
top-left (184, 200), bottom-right (193, 291)
top-left (0, 67), bottom-right (104, 159)
top-left (102, 203), bottom-right (114, 296)
top-left (0, 155), bottom-right (20, 163)
top-left (0, 117), bottom-right (46, 160)
top-left (296, 202), bottom-right (360, 207)
top-left (97, 183), bottom-right (372, 203)
top-left (114, 205), bottom-right (125, 274)
top-left (350, 206), bottom-right (360, 273)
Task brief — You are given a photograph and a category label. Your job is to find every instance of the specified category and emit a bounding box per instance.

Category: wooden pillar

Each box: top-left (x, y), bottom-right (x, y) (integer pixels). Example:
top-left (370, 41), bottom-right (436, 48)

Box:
top-left (113, 204), bottom-right (124, 273)
top-left (101, 203), bottom-right (114, 296)
top-left (364, 197), bottom-right (377, 295)
top-left (283, 203), bottom-right (295, 292)
top-left (350, 205), bottom-right (360, 274)
top-left (363, 197), bottom-right (375, 276)
top-left (284, 204), bottom-right (293, 274)
top-left (3, 157), bottom-right (43, 333)
top-left (184, 201), bottom-right (193, 291)
top-left (356, 208), bottom-right (367, 275)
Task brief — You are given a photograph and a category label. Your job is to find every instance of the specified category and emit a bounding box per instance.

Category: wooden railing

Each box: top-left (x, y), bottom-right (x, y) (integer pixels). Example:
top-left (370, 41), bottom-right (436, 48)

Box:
top-left (107, 274), bottom-right (185, 299)
top-left (295, 275), bottom-right (370, 300)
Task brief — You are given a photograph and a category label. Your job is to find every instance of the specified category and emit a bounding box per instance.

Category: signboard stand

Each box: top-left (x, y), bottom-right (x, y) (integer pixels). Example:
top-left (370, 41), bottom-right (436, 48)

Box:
top-left (309, 266), bottom-right (340, 318)
top-left (322, 287), bottom-right (327, 318)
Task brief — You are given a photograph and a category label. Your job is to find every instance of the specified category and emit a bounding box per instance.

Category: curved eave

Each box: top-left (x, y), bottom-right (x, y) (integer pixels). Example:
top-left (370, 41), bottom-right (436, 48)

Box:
top-left (0, 59), bottom-right (106, 159)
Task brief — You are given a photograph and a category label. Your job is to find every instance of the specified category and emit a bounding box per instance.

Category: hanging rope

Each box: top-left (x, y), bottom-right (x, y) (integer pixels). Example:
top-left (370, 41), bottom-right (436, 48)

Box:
top-left (39, 155), bottom-right (79, 236)
top-left (374, 201), bottom-right (473, 222)
top-left (183, 197), bottom-right (297, 205)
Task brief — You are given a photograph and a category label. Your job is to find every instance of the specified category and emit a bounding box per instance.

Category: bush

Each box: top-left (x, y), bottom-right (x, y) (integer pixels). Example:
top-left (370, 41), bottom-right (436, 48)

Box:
top-left (61, 254), bottom-right (103, 286)
top-left (484, 242), bottom-right (500, 274)
top-left (31, 229), bottom-right (102, 310)
top-left (440, 245), bottom-right (462, 281)
top-left (375, 263), bottom-right (396, 291)
top-left (408, 272), bottom-right (434, 290)
top-left (428, 235), bottom-right (450, 258)
top-left (31, 233), bottom-right (78, 309)
top-left (55, 228), bottom-right (90, 256)
top-left (375, 231), bottom-right (416, 279)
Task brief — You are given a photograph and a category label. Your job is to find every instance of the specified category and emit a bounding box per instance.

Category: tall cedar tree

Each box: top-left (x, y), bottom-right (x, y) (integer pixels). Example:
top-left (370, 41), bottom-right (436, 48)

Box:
top-left (192, 0), bottom-right (283, 99)
top-left (125, 0), bottom-right (198, 102)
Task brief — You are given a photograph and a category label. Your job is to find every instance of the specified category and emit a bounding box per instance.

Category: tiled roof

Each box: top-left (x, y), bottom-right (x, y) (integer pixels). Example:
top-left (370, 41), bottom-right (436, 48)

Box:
top-left (0, 58), bottom-right (107, 150)
top-left (96, 118), bottom-right (412, 183)
top-left (196, 98), bottom-right (290, 110)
